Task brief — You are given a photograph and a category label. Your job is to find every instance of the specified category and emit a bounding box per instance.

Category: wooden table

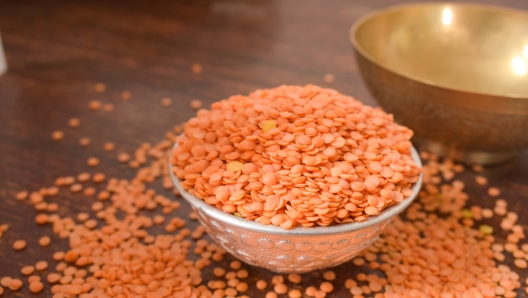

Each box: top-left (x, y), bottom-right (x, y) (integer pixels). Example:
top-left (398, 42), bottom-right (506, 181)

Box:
top-left (0, 0), bottom-right (527, 297)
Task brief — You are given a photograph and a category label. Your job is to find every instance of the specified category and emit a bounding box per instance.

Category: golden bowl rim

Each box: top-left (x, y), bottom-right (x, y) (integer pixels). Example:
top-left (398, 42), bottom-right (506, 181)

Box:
top-left (350, 2), bottom-right (528, 100)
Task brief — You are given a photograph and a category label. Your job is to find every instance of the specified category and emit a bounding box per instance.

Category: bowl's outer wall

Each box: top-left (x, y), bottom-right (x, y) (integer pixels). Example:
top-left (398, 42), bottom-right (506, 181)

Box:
top-left (354, 51), bottom-right (528, 152)
top-left (192, 205), bottom-right (390, 273)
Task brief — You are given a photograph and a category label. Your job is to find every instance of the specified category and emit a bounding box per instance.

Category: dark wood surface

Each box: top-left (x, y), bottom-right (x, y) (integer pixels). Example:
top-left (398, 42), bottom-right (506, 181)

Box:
top-left (0, 0), bottom-right (527, 297)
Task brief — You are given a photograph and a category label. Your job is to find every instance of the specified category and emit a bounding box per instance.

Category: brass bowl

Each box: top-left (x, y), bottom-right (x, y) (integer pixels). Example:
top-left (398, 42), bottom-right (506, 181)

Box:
top-left (351, 3), bottom-right (528, 165)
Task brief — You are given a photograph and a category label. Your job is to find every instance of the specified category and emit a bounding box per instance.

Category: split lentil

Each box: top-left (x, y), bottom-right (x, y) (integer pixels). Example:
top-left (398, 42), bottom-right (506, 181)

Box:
top-left (13, 239), bottom-right (26, 250)
top-left (192, 64), bottom-right (202, 74)
top-left (94, 83), bottom-right (106, 92)
top-left (103, 103), bottom-right (114, 112)
top-left (103, 142), bottom-right (115, 151)
top-left (323, 73), bottom-right (335, 84)
top-left (79, 137), bottom-right (91, 147)
top-left (51, 131), bottom-right (64, 141)
top-left (121, 91), bottom-right (131, 100)
top-left (190, 99), bottom-right (203, 109)
top-left (161, 97), bottom-right (173, 107)
top-left (68, 118), bottom-right (80, 128)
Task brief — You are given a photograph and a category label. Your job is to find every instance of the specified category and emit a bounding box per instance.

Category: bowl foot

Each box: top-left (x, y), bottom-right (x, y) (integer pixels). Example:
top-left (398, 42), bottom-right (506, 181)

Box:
top-left (414, 138), bottom-right (518, 166)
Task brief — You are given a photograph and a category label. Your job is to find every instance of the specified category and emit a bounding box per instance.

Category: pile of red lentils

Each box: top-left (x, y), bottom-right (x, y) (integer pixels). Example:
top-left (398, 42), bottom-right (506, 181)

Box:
top-left (1, 82), bottom-right (526, 297)
top-left (171, 85), bottom-right (421, 228)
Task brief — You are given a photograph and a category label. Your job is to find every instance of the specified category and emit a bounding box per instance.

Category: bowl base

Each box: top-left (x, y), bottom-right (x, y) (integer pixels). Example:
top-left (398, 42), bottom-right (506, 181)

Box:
top-left (415, 138), bottom-right (518, 166)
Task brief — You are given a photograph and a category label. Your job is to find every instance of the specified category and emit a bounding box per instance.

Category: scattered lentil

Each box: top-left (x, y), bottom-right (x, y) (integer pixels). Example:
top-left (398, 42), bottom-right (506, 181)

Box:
top-left (323, 73), bottom-right (335, 84)
top-left (323, 271), bottom-right (335, 281)
top-left (256, 280), bottom-right (267, 290)
top-left (29, 281), bottom-right (43, 293)
top-left (8, 279), bottom-right (23, 291)
top-left (35, 261), bottom-right (48, 271)
top-left (488, 187), bottom-right (501, 197)
top-left (288, 273), bottom-right (302, 284)
top-left (51, 131), bottom-right (64, 140)
top-left (68, 118), bottom-right (80, 128)
top-left (16, 191), bottom-right (28, 201)
top-left (88, 100), bottom-right (102, 111)
top-left (79, 137), bottom-right (91, 147)
top-left (94, 83), bottom-right (106, 92)
top-left (117, 153), bottom-right (130, 163)
top-left (191, 64), bottom-right (202, 74)
top-left (86, 157), bottom-right (99, 167)
top-left (121, 91), bottom-right (131, 100)
top-left (13, 239), bottom-right (27, 250)
top-left (320, 281), bottom-right (333, 293)
top-left (21, 266), bottom-right (35, 275)
top-left (190, 99), bottom-right (203, 109)
top-left (103, 142), bottom-right (115, 151)
top-left (161, 97), bottom-right (172, 107)
top-left (39, 236), bottom-right (51, 247)
top-left (103, 103), bottom-right (114, 112)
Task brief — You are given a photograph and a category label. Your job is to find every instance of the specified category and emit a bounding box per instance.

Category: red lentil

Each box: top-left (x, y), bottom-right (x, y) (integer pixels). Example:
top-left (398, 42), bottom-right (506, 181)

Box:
top-left (172, 85), bottom-right (420, 228)
top-left (13, 239), bottom-right (26, 250)
top-left (320, 281), bottom-right (333, 293)
top-left (191, 64), bottom-right (202, 74)
top-left (88, 100), bottom-right (102, 111)
top-left (68, 118), bottom-right (80, 128)
top-left (103, 103), bottom-right (114, 112)
top-left (190, 99), bottom-right (203, 109)
top-left (323, 73), bottom-right (335, 84)
top-left (323, 271), bottom-right (335, 281)
top-left (288, 273), bottom-right (302, 284)
top-left (86, 157), bottom-right (99, 167)
top-left (79, 137), bottom-right (91, 147)
top-left (35, 261), bottom-right (48, 271)
top-left (51, 130), bottom-right (64, 140)
top-left (16, 191), bottom-right (28, 201)
top-left (103, 142), bottom-right (115, 151)
top-left (8, 279), bottom-right (23, 291)
top-left (29, 281), bottom-right (43, 293)
top-left (256, 280), bottom-right (267, 290)
top-left (161, 97), bottom-right (172, 107)
top-left (94, 83), bottom-right (106, 92)
top-left (21, 266), bottom-right (35, 275)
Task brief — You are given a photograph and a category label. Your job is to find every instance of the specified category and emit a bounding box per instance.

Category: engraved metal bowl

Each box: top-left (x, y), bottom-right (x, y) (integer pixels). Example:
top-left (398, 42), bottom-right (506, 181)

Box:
top-left (351, 3), bottom-right (528, 165)
top-left (169, 144), bottom-right (422, 273)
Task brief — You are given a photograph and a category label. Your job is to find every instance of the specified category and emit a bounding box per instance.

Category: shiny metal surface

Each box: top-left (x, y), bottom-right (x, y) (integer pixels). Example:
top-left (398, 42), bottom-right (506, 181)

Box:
top-left (351, 3), bottom-right (528, 165)
top-left (170, 144), bottom-right (423, 273)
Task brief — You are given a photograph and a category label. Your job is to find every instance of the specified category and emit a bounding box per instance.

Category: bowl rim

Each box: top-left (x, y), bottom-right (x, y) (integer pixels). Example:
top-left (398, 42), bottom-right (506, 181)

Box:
top-left (169, 143), bottom-right (423, 236)
top-left (350, 2), bottom-right (528, 100)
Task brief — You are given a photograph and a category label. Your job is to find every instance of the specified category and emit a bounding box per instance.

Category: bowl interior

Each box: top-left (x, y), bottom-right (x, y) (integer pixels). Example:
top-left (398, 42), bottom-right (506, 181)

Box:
top-left (352, 3), bottom-right (528, 98)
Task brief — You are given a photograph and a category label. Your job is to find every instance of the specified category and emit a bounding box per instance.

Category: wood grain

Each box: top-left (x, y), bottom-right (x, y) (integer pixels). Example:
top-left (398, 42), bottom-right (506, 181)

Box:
top-left (0, 0), bottom-right (527, 296)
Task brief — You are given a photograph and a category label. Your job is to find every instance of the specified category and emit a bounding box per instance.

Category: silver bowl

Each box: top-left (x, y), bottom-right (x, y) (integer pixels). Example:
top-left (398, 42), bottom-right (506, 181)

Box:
top-left (169, 144), bottom-right (422, 273)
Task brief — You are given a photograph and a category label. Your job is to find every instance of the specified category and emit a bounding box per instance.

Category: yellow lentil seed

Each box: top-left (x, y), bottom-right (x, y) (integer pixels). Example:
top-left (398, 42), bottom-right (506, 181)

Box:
top-left (227, 161), bottom-right (244, 172)
top-left (262, 120), bottom-right (277, 133)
